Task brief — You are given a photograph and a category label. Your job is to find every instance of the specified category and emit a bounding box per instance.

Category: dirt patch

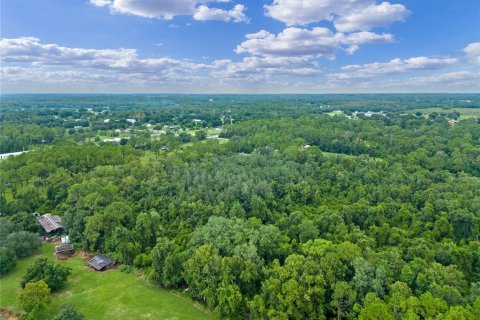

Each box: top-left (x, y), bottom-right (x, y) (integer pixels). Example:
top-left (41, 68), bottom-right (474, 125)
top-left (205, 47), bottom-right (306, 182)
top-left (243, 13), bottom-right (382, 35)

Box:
top-left (0, 308), bottom-right (20, 320)
top-left (41, 236), bottom-right (62, 243)
top-left (55, 253), bottom-right (74, 260)
top-left (77, 251), bottom-right (94, 260)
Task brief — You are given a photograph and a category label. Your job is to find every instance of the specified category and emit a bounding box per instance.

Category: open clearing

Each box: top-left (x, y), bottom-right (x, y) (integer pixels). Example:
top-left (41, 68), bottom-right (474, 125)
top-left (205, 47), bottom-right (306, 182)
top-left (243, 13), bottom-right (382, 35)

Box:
top-left (0, 244), bottom-right (213, 320)
top-left (409, 107), bottom-right (480, 118)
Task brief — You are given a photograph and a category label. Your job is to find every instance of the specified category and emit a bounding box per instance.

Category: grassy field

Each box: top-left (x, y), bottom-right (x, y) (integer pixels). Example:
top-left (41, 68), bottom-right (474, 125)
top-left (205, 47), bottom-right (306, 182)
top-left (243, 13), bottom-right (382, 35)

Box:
top-left (409, 107), bottom-right (480, 119)
top-left (0, 244), bottom-right (213, 320)
top-left (326, 111), bottom-right (345, 117)
top-left (206, 128), bottom-right (221, 135)
top-left (321, 150), bottom-right (383, 162)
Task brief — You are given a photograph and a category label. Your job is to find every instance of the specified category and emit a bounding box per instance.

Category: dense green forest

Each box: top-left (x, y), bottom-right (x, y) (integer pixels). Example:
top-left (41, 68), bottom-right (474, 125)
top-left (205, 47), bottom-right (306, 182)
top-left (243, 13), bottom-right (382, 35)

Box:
top-left (1, 95), bottom-right (480, 319)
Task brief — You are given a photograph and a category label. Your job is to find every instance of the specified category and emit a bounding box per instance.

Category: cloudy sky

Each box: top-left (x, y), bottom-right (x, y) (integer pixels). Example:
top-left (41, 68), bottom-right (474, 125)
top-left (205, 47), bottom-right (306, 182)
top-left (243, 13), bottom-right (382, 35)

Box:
top-left (1, 0), bottom-right (479, 93)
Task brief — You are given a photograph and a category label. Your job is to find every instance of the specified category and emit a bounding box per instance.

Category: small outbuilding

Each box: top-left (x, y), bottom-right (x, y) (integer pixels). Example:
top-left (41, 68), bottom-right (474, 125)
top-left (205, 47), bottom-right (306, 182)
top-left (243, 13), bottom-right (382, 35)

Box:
top-left (168, 125), bottom-right (181, 130)
top-left (36, 214), bottom-right (63, 233)
top-left (61, 235), bottom-right (70, 244)
top-left (55, 244), bottom-right (74, 259)
top-left (88, 255), bottom-right (115, 271)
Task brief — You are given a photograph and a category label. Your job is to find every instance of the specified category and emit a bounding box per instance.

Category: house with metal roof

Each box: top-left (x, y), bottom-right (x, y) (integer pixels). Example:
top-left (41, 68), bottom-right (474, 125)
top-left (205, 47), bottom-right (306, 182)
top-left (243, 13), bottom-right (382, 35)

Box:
top-left (88, 255), bottom-right (115, 271)
top-left (36, 214), bottom-right (63, 233)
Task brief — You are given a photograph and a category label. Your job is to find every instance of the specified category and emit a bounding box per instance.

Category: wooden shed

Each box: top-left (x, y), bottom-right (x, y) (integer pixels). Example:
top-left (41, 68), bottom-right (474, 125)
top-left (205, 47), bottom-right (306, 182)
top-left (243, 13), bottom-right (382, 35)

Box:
top-left (36, 214), bottom-right (63, 233)
top-left (88, 255), bottom-right (115, 271)
top-left (55, 244), bottom-right (74, 259)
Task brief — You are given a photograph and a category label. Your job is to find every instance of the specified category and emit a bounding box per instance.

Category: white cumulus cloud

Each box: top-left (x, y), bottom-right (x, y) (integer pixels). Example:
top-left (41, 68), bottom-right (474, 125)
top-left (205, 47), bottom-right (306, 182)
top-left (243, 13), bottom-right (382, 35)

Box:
top-left (3, 37), bottom-right (475, 93)
top-left (265, 0), bottom-right (409, 31)
top-left (211, 56), bottom-right (320, 80)
top-left (0, 37), bottom-right (208, 73)
top-left (89, 0), bottom-right (111, 7)
top-left (235, 27), bottom-right (393, 57)
top-left (329, 56), bottom-right (459, 82)
top-left (404, 71), bottom-right (480, 85)
top-left (193, 4), bottom-right (248, 22)
top-left (0, 37), bottom-right (324, 91)
top-left (463, 42), bottom-right (480, 64)
top-left (361, 71), bottom-right (480, 91)
top-left (90, 0), bottom-right (248, 22)
top-left (0, 37), bottom-right (138, 68)
top-left (334, 2), bottom-right (410, 32)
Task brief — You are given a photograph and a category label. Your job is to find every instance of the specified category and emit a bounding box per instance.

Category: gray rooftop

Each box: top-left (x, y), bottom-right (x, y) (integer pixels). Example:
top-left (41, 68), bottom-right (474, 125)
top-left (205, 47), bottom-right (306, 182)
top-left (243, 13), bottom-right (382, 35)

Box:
top-left (55, 244), bottom-right (74, 253)
top-left (88, 255), bottom-right (115, 270)
top-left (36, 214), bottom-right (63, 233)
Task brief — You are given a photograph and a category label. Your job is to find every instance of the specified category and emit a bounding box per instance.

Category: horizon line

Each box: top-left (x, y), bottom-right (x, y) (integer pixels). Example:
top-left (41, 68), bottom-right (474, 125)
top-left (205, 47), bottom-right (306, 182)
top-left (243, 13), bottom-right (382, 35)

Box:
top-left (1, 92), bottom-right (480, 95)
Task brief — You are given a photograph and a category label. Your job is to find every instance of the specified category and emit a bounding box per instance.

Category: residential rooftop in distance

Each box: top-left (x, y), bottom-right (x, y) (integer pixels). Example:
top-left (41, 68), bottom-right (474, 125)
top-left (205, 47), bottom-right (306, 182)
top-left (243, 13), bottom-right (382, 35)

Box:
top-left (0, 151), bottom-right (30, 160)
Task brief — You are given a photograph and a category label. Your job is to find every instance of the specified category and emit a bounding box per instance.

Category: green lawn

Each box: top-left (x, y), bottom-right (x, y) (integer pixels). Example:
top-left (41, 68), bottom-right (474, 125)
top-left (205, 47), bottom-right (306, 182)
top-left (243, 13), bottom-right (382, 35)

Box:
top-left (0, 244), bottom-right (213, 320)
top-left (206, 128), bottom-right (220, 135)
top-left (321, 150), bottom-right (382, 162)
top-left (326, 111), bottom-right (344, 117)
top-left (409, 107), bottom-right (480, 118)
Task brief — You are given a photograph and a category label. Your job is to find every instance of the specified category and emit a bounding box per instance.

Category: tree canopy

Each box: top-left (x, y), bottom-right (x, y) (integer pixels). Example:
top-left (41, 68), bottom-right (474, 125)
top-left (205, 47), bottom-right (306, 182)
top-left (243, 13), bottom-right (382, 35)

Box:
top-left (1, 95), bottom-right (479, 319)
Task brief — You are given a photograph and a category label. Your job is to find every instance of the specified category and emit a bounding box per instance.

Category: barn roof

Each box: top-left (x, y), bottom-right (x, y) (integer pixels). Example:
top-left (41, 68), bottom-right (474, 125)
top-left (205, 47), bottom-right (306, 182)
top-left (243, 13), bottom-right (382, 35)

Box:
top-left (55, 244), bottom-right (74, 253)
top-left (36, 214), bottom-right (63, 233)
top-left (88, 255), bottom-right (115, 270)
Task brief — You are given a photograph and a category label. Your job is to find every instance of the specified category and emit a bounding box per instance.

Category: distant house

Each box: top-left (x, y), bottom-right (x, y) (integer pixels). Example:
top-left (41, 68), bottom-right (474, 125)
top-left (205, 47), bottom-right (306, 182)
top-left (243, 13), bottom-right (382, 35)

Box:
top-left (160, 146), bottom-right (170, 151)
top-left (169, 125), bottom-right (181, 130)
top-left (192, 119), bottom-right (203, 124)
top-left (55, 244), bottom-right (74, 259)
top-left (103, 137), bottom-right (122, 143)
top-left (36, 214), bottom-right (63, 233)
top-left (126, 119), bottom-right (137, 124)
top-left (88, 255), bottom-right (115, 271)
top-left (0, 151), bottom-right (29, 160)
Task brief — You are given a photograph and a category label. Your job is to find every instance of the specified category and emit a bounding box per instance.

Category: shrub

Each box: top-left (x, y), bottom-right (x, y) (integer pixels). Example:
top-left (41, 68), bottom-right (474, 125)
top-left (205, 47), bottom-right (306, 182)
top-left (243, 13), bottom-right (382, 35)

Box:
top-left (4, 231), bottom-right (41, 258)
top-left (17, 280), bottom-right (51, 313)
top-left (0, 247), bottom-right (17, 275)
top-left (54, 304), bottom-right (85, 320)
top-left (21, 257), bottom-right (71, 291)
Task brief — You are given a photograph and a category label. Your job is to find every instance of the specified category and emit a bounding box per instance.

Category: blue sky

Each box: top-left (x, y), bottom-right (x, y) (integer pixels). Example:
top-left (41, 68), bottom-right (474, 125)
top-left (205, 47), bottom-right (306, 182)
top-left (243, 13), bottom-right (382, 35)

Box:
top-left (1, 0), bottom-right (479, 93)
